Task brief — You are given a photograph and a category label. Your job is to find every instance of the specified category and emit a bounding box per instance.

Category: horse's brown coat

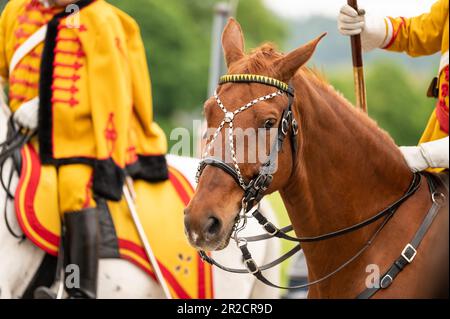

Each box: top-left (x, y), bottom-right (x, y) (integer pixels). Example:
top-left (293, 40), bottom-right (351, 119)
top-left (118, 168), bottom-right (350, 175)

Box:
top-left (185, 18), bottom-right (449, 298)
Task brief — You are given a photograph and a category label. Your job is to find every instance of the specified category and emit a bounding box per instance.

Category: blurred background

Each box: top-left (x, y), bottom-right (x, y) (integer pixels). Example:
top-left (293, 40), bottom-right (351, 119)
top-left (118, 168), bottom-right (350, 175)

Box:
top-left (0, 0), bottom-right (438, 147)
top-left (0, 0), bottom-right (441, 289)
top-left (105, 0), bottom-right (436, 148)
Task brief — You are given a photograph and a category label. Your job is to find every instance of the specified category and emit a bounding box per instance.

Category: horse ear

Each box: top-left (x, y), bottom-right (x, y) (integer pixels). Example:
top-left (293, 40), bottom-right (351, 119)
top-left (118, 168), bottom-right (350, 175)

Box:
top-left (275, 33), bottom-right (327, 81)
top-left (222, 18), bottom-right (245, 68)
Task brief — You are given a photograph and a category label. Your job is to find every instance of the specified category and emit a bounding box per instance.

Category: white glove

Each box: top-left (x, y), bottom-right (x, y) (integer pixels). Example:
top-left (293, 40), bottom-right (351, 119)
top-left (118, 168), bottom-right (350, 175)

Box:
top-left (400, 137), bottom-right (450, 172)
top-left (13, 98), bottom-right (39, 131)
top-left (338, 4), bottom-right (388, 52)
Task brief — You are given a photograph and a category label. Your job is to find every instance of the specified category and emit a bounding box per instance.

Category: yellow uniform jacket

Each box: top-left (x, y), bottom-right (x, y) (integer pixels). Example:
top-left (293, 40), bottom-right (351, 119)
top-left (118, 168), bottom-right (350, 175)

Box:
top-left (0, 0), bottom-right (168, 200)
top-left (382, 0), bottom-right (449, 143)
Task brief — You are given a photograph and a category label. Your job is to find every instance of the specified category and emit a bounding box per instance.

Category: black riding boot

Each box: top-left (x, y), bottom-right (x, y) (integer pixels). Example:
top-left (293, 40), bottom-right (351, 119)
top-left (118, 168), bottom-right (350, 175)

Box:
top-left (33, 208), bottom-right (100, 299)
top-left (63, 208), bottom-right (100, 299)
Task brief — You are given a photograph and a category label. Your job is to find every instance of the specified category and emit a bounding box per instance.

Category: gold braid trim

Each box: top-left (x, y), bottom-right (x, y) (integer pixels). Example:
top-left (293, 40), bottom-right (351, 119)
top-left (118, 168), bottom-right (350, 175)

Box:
top-left (219, 74), bottom-right (292, 94)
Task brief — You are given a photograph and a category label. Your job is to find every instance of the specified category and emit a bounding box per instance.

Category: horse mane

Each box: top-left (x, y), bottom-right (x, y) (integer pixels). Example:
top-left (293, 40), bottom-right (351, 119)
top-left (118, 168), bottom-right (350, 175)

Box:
top-left (296, 67), bottom-right (400, 149)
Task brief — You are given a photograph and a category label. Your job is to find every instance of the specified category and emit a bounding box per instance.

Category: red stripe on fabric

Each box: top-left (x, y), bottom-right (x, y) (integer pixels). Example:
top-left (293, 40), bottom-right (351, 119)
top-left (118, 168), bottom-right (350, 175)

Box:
top-left (14, 145), bottom-right (59, 255)
top-left (53, 61), bottom-right (83, 70)
top-left (170, 166), bottom-right (195, 193)
top-left (209, 254), bottom-right (214, 299)
top-left (54, 49), bottom-right (85, 58)
top-left (118, 239), bottom-right (192, 299)
top-left (384, 17), bottom-right (406, 49)
top-left (16, 64), bottom-right (40, 73)
top-left (436, 100), bottom-right (449, 134)
top-left (197, 253), bottom-right (206, 299)
top-left (23, 144), bottom-right (60, 246)
top-left (82, 173), bottom-right (94, 209)
top-left (168, 168), bottom-right (193, 206)
top-left (168, 167), bottom-right (212, 298)
top-left (8, 93), bottom-right (27, 102)
top-left (169, 172), bottom-right (190, 206)
top-left (119, 254), bottom-right (157, 282)
top-left (10, 77), bottom-right (38, 89)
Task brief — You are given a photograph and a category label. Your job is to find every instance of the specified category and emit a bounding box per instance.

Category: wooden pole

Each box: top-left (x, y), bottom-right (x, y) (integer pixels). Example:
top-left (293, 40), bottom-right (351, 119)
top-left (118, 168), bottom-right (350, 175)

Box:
top-left (347, 0), bottom-right (368, 113)
top-left (123, 178), bottom-right (173, 299)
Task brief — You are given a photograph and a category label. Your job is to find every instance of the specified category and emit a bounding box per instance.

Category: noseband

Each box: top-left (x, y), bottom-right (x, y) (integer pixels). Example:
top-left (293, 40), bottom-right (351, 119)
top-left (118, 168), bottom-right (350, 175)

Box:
top-left (194, 73), bottom-right (438, 295)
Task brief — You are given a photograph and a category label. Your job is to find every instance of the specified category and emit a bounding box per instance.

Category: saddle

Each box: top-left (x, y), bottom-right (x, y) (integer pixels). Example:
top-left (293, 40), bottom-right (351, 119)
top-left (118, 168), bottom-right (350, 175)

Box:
top-left (14, 142), bottom-right (214, 299)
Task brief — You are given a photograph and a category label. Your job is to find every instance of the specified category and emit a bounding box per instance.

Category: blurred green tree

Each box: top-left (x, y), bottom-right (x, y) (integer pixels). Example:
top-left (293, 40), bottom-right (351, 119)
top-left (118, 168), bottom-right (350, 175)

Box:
top-left (108, 0), bottom-right (287, 124)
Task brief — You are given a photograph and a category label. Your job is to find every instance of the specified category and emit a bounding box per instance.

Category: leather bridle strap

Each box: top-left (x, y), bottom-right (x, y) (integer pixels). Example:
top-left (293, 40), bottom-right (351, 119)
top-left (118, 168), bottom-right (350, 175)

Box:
top-left (0, 119), bottom-right (29, 240)
top-left (199, 244), bottom-right (301, 274)
top-left (199, 173), bottom-right (425, 290)
top-left (233, 173), bottom-right (444, 291)
top-left (243, 172), bottom-right (421, 243)
top-left (357, 173), bottom-right (445, 299)
top-left (195, 72), bottom-right (434, 292)
top-left (197, 157), bottom-right (242, 186)
top-left (236, 204), bottom-right (398, 290)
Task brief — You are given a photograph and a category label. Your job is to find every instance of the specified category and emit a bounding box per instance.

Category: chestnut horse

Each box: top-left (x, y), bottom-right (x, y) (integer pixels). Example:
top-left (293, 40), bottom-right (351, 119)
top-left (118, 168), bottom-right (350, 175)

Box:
top-left (184, 18), bottom-right (449, 298)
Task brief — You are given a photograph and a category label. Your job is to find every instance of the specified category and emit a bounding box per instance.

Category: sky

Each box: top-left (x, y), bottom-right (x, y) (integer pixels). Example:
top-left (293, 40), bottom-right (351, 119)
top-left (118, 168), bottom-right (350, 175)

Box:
top-left (263, 0), bottom-right (437, 19)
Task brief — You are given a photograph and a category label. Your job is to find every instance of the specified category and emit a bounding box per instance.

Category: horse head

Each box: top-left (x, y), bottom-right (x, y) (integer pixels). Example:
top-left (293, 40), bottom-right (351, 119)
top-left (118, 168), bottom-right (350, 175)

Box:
top-left (184, 18), bottom-right (325, 251)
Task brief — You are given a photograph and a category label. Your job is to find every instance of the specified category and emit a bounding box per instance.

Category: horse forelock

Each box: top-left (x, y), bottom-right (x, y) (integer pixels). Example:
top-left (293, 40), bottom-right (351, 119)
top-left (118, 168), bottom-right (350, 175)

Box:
top-left (229, 42), bottom-right (283, 76)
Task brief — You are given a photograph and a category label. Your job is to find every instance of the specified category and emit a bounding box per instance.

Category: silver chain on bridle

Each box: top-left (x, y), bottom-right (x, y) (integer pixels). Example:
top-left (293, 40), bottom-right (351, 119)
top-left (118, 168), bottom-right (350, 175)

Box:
top-left (196, 89), bottom-right (283, 189)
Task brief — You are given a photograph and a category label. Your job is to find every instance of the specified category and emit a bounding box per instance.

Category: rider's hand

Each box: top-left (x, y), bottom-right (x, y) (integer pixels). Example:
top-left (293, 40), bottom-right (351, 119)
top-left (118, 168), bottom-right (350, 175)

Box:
top-left (13, 98), bottom-right (39, 131)
top-left (337, 4), bottom-right (387, 52)
top-left (399, 146), bottom-right (429, 173)
top-left (400, 137), bottom-right (450, 172)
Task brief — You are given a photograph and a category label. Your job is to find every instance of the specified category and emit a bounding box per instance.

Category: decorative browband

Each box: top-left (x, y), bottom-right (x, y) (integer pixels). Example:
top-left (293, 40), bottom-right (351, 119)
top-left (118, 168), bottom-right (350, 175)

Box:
top-left (219, 74), bottom-right (294, 96)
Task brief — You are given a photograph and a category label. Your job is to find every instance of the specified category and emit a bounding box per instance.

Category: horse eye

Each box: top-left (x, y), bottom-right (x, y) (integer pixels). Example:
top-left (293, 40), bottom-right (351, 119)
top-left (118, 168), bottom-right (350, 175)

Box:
top-left (264, 119), bottom-right (276, 129)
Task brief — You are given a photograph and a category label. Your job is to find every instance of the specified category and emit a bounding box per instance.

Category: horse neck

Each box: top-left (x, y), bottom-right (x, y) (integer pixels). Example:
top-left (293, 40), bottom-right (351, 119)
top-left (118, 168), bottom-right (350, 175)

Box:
top-left (279, 70), bottom-right (413, 278)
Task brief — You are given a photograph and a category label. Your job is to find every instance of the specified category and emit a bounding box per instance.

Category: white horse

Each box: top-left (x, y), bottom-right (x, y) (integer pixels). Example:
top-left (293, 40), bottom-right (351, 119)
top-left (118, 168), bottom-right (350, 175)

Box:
top-left (0, 91), bottom-right (281, 299)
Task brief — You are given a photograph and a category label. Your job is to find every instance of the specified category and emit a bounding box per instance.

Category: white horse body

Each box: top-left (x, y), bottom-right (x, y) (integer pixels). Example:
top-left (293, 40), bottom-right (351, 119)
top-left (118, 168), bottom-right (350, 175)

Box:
top-left (0, 105), bottom-right (281, 299)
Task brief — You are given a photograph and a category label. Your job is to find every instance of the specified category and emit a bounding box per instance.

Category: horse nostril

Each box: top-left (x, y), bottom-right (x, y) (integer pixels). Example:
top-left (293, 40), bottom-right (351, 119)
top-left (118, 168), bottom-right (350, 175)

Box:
top-left (204, 216), bottom-right (221, 237)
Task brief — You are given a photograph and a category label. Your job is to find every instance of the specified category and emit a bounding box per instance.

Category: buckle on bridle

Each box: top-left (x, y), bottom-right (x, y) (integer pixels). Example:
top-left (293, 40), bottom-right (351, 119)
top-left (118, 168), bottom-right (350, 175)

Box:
top-left (380, 274), bottom-right (393, 289)
top-left (244, 258), bottom-right (260, 274)
top-left (263, 221), bottom-right (279, 236)
top-left (432, 192), bottom-right (446, 206)
top-left (401, 243), bottom-right (417, 263)
top-left (292, 119), bottom-right (299, 136)
top-left (281, 118), bottom-right (289, 136)
top-left (253, 174), bottom-right (272, 191)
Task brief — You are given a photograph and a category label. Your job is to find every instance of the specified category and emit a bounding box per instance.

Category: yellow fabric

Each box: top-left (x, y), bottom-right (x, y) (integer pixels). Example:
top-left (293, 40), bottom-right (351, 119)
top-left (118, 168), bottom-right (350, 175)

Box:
top-left (58, 164), bottom-right (95, 214)
top-left (15, 143), bottom-right (214, 299)
top-left (384, 0), bottom-right (449, 144)
top-left (0, 0), bottom-right (56, 110)
top-left (0, 2), bottom-right (7, 80)
top-left (112, 7), bottom-right (167, 159)
top-left (384, 0), bottom-right (448, 57)
top-left (0, 0), bottom-right (167, 168)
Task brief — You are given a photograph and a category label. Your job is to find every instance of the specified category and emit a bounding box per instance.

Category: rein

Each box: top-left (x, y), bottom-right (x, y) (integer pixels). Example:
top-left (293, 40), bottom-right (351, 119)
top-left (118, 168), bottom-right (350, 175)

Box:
top-left (0, 117), bottom-right (30, 240)
top-left (195, 73), bottom-right (443, 294)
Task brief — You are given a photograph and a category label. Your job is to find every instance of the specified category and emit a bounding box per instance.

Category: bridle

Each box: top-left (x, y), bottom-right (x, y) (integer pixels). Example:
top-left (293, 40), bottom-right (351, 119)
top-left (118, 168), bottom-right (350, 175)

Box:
top-left (197, 74), bottom-right (298, 205)
top-left (194, 73), bottom-right (444, 295)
